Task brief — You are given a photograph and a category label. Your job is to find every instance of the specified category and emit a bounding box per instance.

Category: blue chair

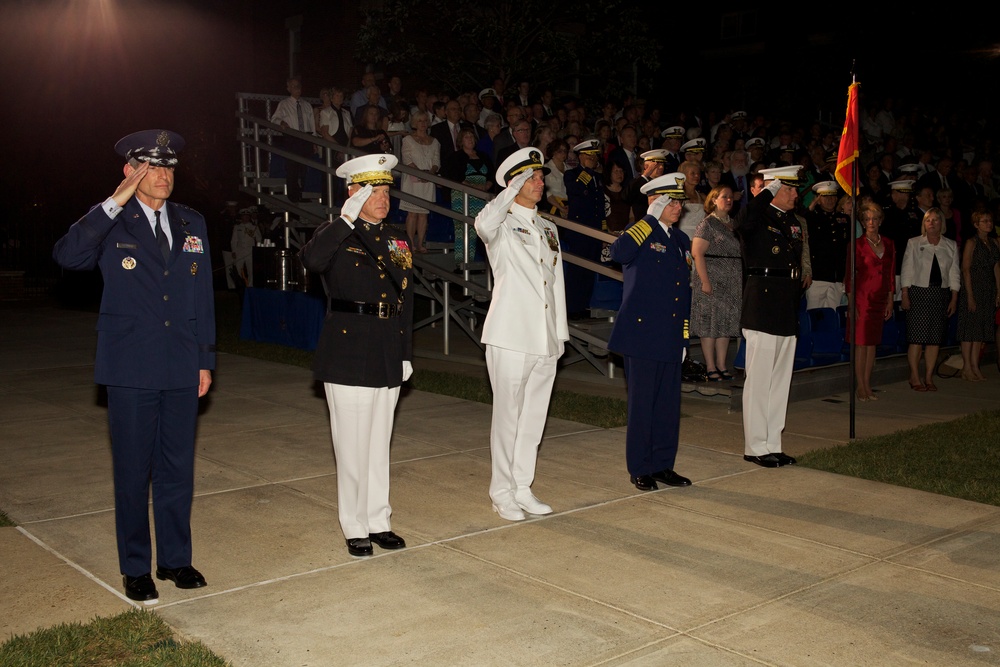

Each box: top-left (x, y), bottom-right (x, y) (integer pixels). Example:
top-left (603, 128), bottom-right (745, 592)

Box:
top-left (794, 309), bottom-right (814, 368)
top-left (809, 307), bottom-right (849, 365)
top-left (734, 336), bottom-right (747, 370)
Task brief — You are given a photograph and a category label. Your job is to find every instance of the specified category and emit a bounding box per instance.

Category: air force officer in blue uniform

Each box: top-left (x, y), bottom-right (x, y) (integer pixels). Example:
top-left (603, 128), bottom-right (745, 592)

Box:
top-left (53, 130), bottom-right (215, 603)
top-left (609, 173), bottom-right (693, 492)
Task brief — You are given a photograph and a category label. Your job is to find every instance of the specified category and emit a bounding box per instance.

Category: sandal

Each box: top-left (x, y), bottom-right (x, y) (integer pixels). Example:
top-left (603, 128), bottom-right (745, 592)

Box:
top-left (910, 382), bottom-right (928, 392)
top-left (718, 369), bottom-right (734, 380)
top-left (706, 370), bottom-right (723, 382)
top-left (925, 383), bottom-right (938, 392)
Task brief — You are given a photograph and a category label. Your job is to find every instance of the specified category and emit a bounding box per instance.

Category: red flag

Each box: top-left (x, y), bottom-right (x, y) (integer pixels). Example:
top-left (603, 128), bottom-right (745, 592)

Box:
top-left (836, 82), bottom-right (860, 195)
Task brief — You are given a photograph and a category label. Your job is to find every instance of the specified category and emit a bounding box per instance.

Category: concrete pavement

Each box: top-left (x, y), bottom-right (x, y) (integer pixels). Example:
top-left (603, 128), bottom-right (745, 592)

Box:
top-left (2, 304), bottom-right (1000, 665)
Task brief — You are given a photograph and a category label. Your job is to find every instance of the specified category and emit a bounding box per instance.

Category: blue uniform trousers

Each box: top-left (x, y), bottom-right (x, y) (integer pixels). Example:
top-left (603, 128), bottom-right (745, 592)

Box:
top-left (106, 385), bottom-right (198, 577)
top-left (623, 357), bottom-right (681, 476)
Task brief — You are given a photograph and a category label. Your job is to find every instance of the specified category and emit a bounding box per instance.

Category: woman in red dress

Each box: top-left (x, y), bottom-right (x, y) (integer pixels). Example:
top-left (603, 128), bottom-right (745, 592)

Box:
top-left (845, 203), bottom-right (895, 401)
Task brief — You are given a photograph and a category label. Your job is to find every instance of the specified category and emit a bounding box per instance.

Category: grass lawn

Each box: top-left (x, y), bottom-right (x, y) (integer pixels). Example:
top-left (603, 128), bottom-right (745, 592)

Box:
top-left (0, 510), bottom-right (14, 527)
top-left (0, 609), bottom-right (228, 667)
top-left (799, 409), bottom-right (1000, 507)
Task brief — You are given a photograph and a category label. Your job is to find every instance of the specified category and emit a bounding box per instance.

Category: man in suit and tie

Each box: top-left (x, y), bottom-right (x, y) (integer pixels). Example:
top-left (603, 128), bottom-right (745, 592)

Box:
top-left (271, 76), bottom-right (317, 202)
top-left (722, 149), bottom-right (752, 213)
top-left (609, 172), bottom-right (694, 491)
top-left (607, 125), bottom-right (640, 190)
top-left (475, 147), bottom-right (568, 521)
top-left (430, 100), bottom-right (464, 162)
top-left (53, 130), bottom-right (216, 603)
top-left (916, 157), bottom-right (954, 194)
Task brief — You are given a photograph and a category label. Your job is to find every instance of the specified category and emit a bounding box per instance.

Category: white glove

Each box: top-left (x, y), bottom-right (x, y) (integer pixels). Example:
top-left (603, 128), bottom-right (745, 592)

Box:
top-left (765, 178), bottom-right (783, 196)
top-left (476, 168), bottom-right (534, 230)
top-left (646, 194), bottom-right (670, 223)
top-left (340, 184), bottom-right (373, 227)
top-left (402, 360), bottom-right (413, 382)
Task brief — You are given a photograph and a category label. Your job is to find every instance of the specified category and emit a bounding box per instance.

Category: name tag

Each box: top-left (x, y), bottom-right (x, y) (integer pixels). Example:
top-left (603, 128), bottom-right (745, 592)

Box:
top-left (116, 242), bottom-right (138, 249)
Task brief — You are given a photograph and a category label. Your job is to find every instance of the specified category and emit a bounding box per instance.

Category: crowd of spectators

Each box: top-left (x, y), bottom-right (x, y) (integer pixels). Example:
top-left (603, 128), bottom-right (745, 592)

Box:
top-left (282, 73), bottom-right (1000, 382)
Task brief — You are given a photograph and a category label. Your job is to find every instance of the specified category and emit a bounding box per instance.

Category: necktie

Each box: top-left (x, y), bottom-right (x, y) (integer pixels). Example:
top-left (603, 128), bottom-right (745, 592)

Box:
top-left (452, 122), bottom-right (458, 150)
top-left (155, 210), bottom-right (170, 263)
top-left (737, 176), bottom-right (745, 193)
top-left (296, 100), bottom-right (305, 131)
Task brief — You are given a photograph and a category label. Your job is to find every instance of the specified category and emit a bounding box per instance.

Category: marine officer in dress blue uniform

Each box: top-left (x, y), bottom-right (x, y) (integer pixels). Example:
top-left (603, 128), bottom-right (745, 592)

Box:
top-left (299, 154), bottom-right (414, 558)
top-left (53, 130), bottom-right (216, 603)
top-left (734, 166), bottom-right (805, 468)
top-left (608, 172), bottom-right (694, 492)
top-left (563, 139), bottom-right (606, 318)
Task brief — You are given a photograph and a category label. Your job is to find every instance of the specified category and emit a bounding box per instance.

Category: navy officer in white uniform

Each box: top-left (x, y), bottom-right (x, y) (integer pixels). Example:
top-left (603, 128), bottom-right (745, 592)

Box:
top-left (53, 130), bottom-right (215, 603)
top-left (608, 172), bottom-right (693, 491)
top-left (299, 154), bottom-right (414, 557)
top-left (475, 147), bottom-right (569, 521)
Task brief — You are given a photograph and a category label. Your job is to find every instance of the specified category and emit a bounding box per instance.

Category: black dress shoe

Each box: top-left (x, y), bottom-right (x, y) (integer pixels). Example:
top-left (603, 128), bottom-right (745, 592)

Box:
top-left (772, 452), bottom-right (797, 466)
top-left (652, 469), bottom-right (692, 487)
top-left (369, 531), bottom-right (406, 550)
top-left (630, 475), bottom-right (658, 491)
top-left (346, 538), bottom-right (373, 557)
top-left (123, 574), bottom-right (159, 602)
top-left (744, 454), bottom-right (782, 468)
top-left (155, 565), bottom-right (207, 589)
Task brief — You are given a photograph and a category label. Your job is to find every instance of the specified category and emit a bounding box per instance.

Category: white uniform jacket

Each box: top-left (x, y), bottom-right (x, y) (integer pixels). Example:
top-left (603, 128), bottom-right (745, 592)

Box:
top-left (477, 202), bottom-right (569, 356)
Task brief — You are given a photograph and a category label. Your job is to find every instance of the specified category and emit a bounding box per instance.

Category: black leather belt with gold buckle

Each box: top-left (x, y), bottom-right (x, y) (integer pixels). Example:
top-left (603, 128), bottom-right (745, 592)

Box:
top-left (747, 267), bottom-right (801, 279)
top-left (328, 299), bottom-right (401, 318)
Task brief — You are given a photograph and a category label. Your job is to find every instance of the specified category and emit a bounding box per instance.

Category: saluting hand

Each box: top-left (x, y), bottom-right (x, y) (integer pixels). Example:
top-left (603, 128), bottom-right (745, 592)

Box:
top-left (476, 168), bottom-right (534, 230)
top-left (340, 184), bottom-right (373, 227)
top-left (646, 194), bottom-right (670, 222)
top-left (111, 161), bottom-right (149, 207)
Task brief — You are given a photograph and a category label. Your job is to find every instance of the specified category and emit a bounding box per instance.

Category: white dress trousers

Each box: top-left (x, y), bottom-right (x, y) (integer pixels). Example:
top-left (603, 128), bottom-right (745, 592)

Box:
top-left (741, 328), bottom-right (796, 456)
top-left (324, 383), bottom-right (400, 539)
top-left (485, 345), bottom-right (558, 504)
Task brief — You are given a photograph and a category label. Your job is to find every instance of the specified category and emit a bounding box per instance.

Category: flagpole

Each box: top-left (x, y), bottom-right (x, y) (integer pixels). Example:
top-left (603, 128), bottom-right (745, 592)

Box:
top-left (848, 68), bottom-right (857, 439)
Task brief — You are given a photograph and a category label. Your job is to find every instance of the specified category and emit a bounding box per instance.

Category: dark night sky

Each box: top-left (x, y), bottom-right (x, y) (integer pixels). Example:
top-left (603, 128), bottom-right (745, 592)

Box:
top-left (1, 2), bottom-right (997, 245)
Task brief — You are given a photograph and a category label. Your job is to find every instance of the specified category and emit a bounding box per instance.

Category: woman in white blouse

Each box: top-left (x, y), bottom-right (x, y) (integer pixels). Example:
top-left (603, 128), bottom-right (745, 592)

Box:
top-left (900, 208), bottom-right (960, 391)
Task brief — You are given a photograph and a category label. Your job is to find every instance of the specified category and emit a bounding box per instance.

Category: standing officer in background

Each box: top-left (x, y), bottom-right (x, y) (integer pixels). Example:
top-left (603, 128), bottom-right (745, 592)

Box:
top-left (53, 130), bottom-right (215, 603)
top-left (299, 154), bottom-right (414, 558)
top-left (609, 172), bottom-right (693, 492)
top-left (735, 166), bottom-right (804, 468)
top-left (475, 147), bottom-right (569, 522)
top-left (563, 139), bottom-right (605, 319)
top-left (626, 149), bottom-right (667, 221)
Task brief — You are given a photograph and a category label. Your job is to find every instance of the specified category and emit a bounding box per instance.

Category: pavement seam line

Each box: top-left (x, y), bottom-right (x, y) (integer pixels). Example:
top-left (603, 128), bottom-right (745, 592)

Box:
top-left (15, 526), bottom-right (141, 609)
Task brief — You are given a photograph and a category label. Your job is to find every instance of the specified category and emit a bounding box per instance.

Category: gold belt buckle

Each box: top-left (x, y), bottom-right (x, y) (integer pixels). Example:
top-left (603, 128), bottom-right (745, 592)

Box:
top-left (377, 302), bottom-right (390, 319)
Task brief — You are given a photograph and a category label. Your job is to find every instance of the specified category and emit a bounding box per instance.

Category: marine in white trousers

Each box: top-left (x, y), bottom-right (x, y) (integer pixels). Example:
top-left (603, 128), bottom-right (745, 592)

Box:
top-left (741, 328), bottom-right (795, 456)
top-left (324, 383), bottom-right (399, 539)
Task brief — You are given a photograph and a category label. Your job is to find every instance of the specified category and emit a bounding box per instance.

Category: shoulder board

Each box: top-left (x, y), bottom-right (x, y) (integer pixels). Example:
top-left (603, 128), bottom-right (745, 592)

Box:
top-left (577, 171), bottom-right (592, 185)
top-left (625, 220), bottom-right (653, 246)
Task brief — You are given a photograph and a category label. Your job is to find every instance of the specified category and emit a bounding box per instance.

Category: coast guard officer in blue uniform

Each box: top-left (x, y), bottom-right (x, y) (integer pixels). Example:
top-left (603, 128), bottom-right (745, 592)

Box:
top-left (53, 130), bottom-right (215, 603)
top-left (608, 172), bottom-right (693, 491)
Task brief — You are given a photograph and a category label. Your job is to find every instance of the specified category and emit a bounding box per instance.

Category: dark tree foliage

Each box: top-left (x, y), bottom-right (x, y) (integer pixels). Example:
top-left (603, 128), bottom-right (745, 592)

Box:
top-left (356, 0), bottom-right (659, 101)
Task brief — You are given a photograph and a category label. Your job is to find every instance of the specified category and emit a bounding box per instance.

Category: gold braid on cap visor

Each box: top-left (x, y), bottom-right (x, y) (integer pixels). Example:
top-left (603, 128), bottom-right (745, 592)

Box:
top-left (349, 170), bottom-right (394, 185)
